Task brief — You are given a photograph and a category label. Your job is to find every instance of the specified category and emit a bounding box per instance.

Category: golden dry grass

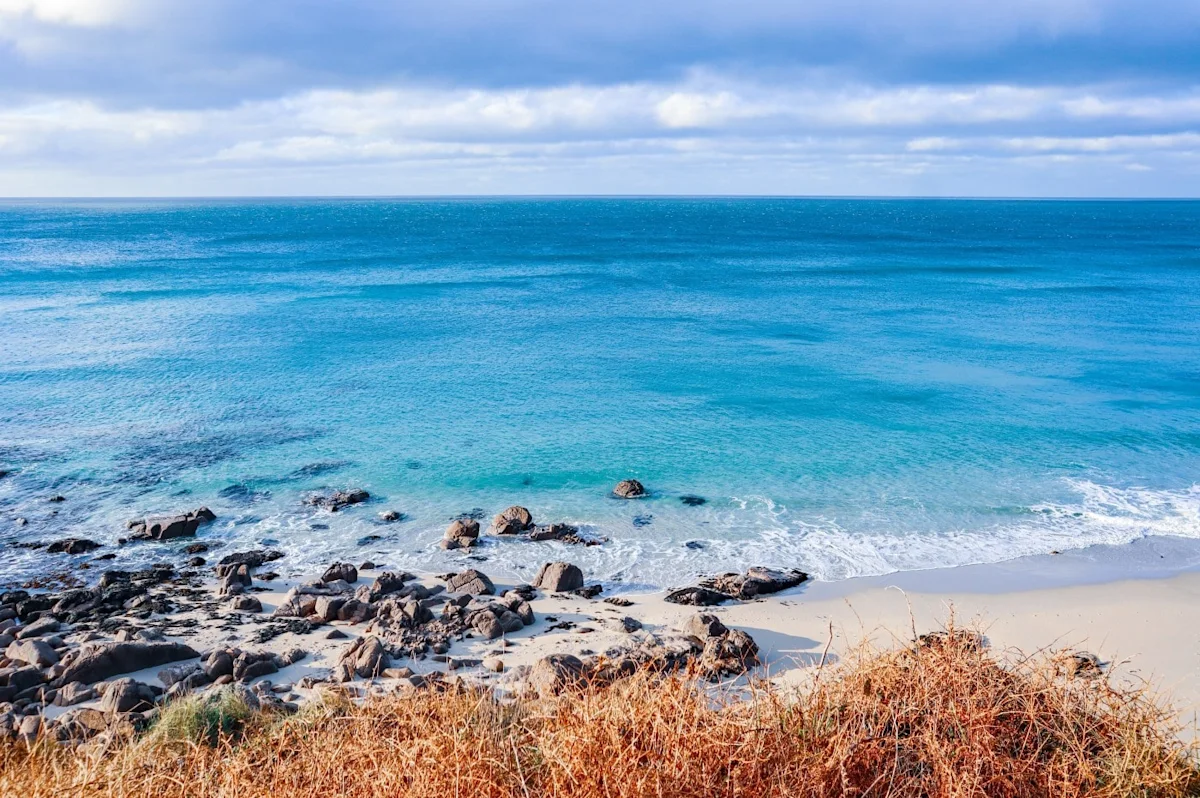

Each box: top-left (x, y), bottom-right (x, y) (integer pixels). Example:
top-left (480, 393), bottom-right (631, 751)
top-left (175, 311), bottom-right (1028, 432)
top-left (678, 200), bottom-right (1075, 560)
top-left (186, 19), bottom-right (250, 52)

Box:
top-left (3, 630), bottom-right (1197, 798)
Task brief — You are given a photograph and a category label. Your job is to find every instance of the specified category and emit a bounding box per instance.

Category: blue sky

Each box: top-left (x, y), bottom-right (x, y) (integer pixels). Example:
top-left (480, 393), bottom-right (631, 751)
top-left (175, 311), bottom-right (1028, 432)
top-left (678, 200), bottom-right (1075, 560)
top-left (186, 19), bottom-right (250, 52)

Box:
top-left (1, 0), bottom-right (1198, 196)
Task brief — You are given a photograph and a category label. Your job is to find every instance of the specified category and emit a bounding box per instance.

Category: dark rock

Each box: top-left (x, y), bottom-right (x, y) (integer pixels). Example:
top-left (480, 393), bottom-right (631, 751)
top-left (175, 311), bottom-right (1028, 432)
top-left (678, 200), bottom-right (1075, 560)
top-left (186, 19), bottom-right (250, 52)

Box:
top-left (378, 511), bottom-right (403, 522)
top-left (632, 514), bottom-right (653, 528)
top-left (680, 495), bottom-right (707, 506)
top-left (357, 535), bottom-right (383, 546)
top-left (187, 556), bottom-right (206, 567)
top-left (684, 541), bottom-right (706, 550)
top-left (612, 479), bottom-right (645, 499)
top-left (127, 508), bottom-right (216, 541)
top-left (54, 642), bottom-right (199, 686)
top-left (664, 587), bottom-right (733, 606)
top-left (306, 489), bottom-right (369, 512)
top-left (700, 567), bottom-right (808, 599)
top-left (217, 549), bottom-right (283, 569)
top-left (322, 562), bottom-right (358, 584)
top-left (15, 616), bottom-right (60, 639)
top-left (604, 597), bottom-right (634, 607)
top-left (48, 495), bottom-right (66, 503)
top-left (445, 569), bottom-right (494, 596)
top-left (46, 538), bottom-right (101, 555)
top-left (621, 617), bottom-right (643, 633)
top-left (184, 542), bottom-right (210, 554)
top-left (573, 584), bottom-right (604, 599)
top-left (699, 629), bottom-right (759, 678)
top-left (533, 562), bottom-right (583, 593)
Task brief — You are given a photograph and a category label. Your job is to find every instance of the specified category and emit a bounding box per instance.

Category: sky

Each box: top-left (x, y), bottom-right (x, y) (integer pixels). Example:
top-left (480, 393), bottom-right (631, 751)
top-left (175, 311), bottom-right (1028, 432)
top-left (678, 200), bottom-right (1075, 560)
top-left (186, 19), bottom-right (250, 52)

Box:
top-left (0, 0), bottom-right (1199, 196)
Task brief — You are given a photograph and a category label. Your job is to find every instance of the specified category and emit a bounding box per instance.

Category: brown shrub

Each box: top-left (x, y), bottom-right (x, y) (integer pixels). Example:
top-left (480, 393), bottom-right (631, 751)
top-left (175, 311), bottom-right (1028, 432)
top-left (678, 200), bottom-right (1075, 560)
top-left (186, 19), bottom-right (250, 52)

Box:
top-left (2, 628), bottom-right (1196, 798)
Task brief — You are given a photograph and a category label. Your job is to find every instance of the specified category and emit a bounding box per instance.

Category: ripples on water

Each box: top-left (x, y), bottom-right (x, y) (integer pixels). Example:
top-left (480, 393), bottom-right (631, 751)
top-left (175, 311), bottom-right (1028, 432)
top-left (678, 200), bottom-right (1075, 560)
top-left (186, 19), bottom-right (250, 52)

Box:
top-left (0, 198), bottom-right (1198, 587)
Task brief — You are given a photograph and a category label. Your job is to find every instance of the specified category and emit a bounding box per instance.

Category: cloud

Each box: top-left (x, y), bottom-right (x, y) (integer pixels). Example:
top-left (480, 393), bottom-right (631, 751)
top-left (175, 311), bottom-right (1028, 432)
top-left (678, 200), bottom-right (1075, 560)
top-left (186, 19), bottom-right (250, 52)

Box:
top-left (0, 0), bottom-right (132, 26)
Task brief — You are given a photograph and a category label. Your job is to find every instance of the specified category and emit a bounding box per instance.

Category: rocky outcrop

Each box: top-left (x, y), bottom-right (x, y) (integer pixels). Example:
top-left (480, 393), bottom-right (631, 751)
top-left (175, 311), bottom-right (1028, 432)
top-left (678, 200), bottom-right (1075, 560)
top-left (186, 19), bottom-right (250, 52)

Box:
top-left (127, 507), bottom-right (216, 541)
top-left (613, 479), bottom-right (646, 499)
top-left (46, 538), bottom-right (101, 555)
top-left (54, 641), bottom-right (199, 686)
top-left (442, 518), bottom-right (480, 550)
top-left (305, 489), bottom-right (370, 512)
top-left (99, 678), bottom-right (158, 714)
top-left (664, 586), bottom-right (733, 606)
top-left (490, 506), bottom-right (534, 535)
top-left (700, 567), bottom-right (808, 599)
top-left (533, 562), bottom-right (584, 592)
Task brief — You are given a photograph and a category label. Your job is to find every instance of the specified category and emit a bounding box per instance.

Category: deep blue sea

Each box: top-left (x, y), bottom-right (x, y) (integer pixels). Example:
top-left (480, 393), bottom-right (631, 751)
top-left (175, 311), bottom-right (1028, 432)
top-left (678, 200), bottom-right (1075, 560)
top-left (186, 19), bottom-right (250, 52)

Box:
top-left (1, 198), bottom-right (1198, 590)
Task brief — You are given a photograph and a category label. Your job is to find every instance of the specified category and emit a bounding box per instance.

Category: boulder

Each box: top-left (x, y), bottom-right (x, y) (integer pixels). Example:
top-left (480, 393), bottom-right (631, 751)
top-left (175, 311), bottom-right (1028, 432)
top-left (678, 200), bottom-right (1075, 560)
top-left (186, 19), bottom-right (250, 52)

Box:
top-left (100, 678), bottom-right (156, 714)
top-left (444, 519), bottom-right (480, 548)
top-left (220, 564), bottom-right (252, 595)
top-left (54, 641), bottom-right (199, 686)
top-left (53, 707), bottom-right (108, 740)
top-left (228, 595), bottom-right (262, 613)
top-left (15, 616), bottom-right (60, 639)
top-left (533, 562), bottom-right (584, 593)
top-left (700, 567), bottom-right (808, 599)
top-left (53, 681), bottom-right (95, 707)
top-left (5, 638), bottom-right (59, 668)
top-left (664, 586), bottom-right (733, 607)
top-left (46, 538), bottom-right (100, 555)
top-left (334, 636), bottom-right (390, 681)
top-left (612, 479), bottom-right (646, 499)
top-left (681, 613), bottom-right (728, 641)
top-left (217, 549), bottom-right (284, 569)
top-left (322, 562), bottom-right (359, 584)
top-left (529, 654), bottom-right (586, 697)
top-left (446, 569), bottom-right (494, 596)
top-left (490, 506), bottom-right (534, 535)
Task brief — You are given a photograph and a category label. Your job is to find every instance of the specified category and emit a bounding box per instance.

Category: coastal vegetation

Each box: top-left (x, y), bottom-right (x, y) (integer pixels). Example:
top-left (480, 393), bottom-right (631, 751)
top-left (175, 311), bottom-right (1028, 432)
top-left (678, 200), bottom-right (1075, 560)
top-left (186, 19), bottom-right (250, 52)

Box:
top-left (2, 628), bottom-right (1195, 798)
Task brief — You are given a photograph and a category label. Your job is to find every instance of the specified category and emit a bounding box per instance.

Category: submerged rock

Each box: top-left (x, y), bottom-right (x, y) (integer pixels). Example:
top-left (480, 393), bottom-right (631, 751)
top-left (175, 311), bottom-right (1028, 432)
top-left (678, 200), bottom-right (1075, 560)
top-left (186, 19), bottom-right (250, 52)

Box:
top-left (306, 489), bottom-right (369, 512)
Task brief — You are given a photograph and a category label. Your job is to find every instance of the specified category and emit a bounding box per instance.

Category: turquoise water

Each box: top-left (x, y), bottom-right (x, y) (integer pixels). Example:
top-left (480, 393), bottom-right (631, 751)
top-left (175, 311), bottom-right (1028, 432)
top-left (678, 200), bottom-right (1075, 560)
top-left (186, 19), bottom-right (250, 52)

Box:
top-left (1, 198), bottom-right (1198, 589)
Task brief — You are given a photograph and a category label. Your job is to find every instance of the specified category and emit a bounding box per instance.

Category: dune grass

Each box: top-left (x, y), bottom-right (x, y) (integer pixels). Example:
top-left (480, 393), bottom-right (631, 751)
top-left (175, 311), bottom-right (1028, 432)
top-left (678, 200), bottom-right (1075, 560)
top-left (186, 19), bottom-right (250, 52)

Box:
top-left (2, 629), bottom-right (1196, 797)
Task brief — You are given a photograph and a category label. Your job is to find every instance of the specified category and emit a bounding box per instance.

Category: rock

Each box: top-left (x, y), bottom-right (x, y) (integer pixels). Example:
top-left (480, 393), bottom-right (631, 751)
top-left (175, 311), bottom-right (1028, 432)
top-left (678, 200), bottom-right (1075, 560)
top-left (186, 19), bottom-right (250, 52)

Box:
top-left (490, 506), bottom-right (534, 535)
top-left (367, 571), bottom-right (411, 601)
top-left (313, 596), bottom-right (345, 623)
top-left (203, 650), bottom-right (234, 680)
top-left (444, 519), bottom-right (480, 547)
top-left (100, 678), bottom-right (156, 713)
top-left (157, 663), bottom-right (203, 688)
top-left (46, 538), bottom-right (101, 555)
top-left (325, 628), bottom-right (348, 640)
top-left (533, 562), bottom-right (584, 592)
top-left (17, 714), bottom-right (40, 742)
top-left (307, 489), bottom-right (370, 512)
top-left (471, 611), bottom-right (504, 640)
top-left (379, 510), bottom-right (402, 522)
top-left (54, 641), bottom-right (199, 686)
top-left (680, 495), bottom-right (707, 506)
top-left (682, 613), bottom-right (728, 641)
top-left (53, 707), bottom-right (108, 741)
top-left (612, 479), bottom-right (646, 499)
top-left (664, 587), bottom-right (733, 606)
top-left (483, 657), bottom-right (504, 673)
top-left (53, 681), bottom-right (95, 707)
top-left (228, 595), bottom-right (262, 613)
top-left (5, 639), bottom-right (59, 668)
top-left (336, 600), bottom-right (375, 624)
top-left (187, 556), bottom-right (206, 567)
top-left (699, 629), bottom-right (759, 678)
top-left (217, 549), bottom-right (284, 569)
top-left (127, 507), bottom-right (216, 541)
top-left (220, 564), bottom-right (252, 595)
top-left (279, 647), bottom-right (307, 667)
top-left (48, 495), bottom-right (66, 503)
top-left (574, 584), bottom-right (603, 599)
top-left (15, 616), bottom-right (60, 639)
top-left (529, 654), bottom-right (585, 697)
top-left (446, 569), bottom-right (494, 596)
top-left (700, 567), bottom-right (808, 599)
top-left (322, 562), bottom-right (359, 584)
top-left (334, 636), bottom-right (390, 681)
top-left (621, 617), bottom-right (643, 633)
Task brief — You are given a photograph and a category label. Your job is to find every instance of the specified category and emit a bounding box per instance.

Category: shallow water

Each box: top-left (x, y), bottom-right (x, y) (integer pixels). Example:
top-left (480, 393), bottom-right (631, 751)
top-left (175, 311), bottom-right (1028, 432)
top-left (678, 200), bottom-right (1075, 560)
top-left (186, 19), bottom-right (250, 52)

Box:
top-left (1, 198), bottom-right (1198, 589)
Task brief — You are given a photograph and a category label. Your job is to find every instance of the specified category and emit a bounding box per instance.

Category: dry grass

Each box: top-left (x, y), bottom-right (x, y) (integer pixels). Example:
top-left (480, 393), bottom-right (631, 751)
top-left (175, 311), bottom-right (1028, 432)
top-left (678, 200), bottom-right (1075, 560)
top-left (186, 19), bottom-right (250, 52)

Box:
top-left (3, 629), bottom-right (1197, 798)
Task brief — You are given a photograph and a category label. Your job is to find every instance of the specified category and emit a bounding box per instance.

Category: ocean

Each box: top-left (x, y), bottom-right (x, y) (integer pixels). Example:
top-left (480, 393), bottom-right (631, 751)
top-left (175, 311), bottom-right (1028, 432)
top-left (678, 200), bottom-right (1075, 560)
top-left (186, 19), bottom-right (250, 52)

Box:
top-left (1, 198), bottom-right (1198, 591)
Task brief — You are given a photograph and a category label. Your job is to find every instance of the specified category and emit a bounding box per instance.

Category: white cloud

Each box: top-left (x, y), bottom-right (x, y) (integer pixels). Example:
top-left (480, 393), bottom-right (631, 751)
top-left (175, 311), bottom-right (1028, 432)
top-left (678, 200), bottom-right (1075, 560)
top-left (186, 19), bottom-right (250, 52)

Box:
top-left (0, 0), bottom-right (133, 26)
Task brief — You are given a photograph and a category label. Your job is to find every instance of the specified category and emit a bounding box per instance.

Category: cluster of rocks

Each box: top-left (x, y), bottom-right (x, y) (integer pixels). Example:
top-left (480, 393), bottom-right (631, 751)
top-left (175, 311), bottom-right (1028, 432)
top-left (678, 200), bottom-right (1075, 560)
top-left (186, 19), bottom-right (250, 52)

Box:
top-left (526, 611), bottom-right (759, 696)
top-left (665, 567), bottom-right (809, 606)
